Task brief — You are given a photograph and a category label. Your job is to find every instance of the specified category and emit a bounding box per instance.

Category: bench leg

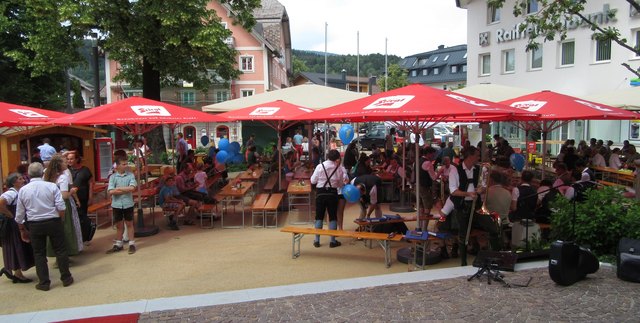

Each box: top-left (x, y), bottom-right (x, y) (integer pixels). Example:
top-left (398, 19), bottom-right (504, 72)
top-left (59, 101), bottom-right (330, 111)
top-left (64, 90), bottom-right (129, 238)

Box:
top-left (377, 240), bottom-right (392, 268)
top-left (292, 233), bottom-right (303, 258)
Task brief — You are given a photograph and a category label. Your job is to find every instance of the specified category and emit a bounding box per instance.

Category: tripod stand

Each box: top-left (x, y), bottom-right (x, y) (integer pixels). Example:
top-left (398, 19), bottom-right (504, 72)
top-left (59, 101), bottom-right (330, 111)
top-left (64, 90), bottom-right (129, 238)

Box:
top-left (468, 257), bottom-right (508, 286)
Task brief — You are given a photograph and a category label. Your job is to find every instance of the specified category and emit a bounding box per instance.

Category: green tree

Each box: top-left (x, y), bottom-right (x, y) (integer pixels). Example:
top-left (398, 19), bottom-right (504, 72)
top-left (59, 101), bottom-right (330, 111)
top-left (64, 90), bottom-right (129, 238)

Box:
top-left (291, 56), bottom-right (309, 76)
top-left (489, 0), bottom-right (640, 77)
top-left (89, 0), bottom-right (260, 100)
top-left (377, 64), bottom-right (408, 91)
top-left (71, 79), bottom-right (85, 110)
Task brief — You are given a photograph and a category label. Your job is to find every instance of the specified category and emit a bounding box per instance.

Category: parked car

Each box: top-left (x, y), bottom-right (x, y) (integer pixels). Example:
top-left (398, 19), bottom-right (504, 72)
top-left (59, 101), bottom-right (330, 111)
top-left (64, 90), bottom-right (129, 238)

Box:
top-left (356, 124), bottom-right (387, 150)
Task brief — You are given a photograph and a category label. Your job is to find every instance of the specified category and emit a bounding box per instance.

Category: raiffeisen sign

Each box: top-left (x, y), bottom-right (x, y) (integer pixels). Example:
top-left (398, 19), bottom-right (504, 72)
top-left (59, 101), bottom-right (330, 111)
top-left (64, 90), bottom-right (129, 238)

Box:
top-left (480, 4), bottom-right (618, 46)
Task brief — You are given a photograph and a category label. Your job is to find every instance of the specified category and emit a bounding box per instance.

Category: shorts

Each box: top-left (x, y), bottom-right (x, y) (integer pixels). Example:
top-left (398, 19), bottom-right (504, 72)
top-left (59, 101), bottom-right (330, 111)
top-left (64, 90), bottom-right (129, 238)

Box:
top-left (113, 207), bottom-right (134, 222)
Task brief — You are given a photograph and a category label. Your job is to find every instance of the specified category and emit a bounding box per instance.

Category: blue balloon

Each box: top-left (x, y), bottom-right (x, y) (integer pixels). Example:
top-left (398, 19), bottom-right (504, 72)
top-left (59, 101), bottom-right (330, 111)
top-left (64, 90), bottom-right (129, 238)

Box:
top-left (200, 135), bottom-right (209, 147)
top-left (339, 124), bottom-right (355, 145)
top-left (216, 150), bottom-right (229, 163)
top-left (510, 153), bottom-right (525, 172)
top-left (231, 154), bottom-right (244, 164)
top-left (218, 138), bottom-right (230, 151)
top-left (342, 184), bottom-right (361, 203)
top-left (229, 141), bottom-right (241, 154)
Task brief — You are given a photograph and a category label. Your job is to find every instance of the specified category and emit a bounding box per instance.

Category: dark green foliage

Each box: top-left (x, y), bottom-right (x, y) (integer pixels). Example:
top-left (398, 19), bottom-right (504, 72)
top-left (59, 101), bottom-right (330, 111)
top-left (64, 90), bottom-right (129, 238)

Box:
top-left (550, 186), bottom-right (640, 257)
top-left (292, 49), bottom-right (402, 77)
top-left (71, 79), bottom-right (85, 110)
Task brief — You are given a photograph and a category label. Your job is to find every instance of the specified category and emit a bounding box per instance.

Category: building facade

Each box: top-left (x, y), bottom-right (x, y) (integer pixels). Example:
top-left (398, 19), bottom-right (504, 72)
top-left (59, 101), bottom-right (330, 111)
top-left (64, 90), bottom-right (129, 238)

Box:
top-left (457, 0), bottom-right (640, 145)
top-left (292, 71), bottom-right (375, 94)
top-left (104, 0), bottom-right (292, 149)
top-left (400, 44), bottom-right (468, 90)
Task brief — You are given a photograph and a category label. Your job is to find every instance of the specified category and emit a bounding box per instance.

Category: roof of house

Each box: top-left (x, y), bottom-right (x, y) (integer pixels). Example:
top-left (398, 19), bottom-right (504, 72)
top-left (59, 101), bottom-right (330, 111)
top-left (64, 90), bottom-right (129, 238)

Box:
top-left (400, 44), bottom-right (467, 85)
top-left (294, 72), bottom-right (370, 89)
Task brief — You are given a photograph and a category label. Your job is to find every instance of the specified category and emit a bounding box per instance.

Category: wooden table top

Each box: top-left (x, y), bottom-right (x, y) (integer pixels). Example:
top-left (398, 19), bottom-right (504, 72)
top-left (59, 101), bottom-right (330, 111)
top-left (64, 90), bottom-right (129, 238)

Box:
top-left (287, 181), bottom-right (311, 194)
top-left (219, 181), bottom-right (254, 197)
top-left (238, 168), bottom-right (264, 180)
top-left (294, 168), bottom-right (313, 180)
top-left (591, 166), bottom-right (635, 177)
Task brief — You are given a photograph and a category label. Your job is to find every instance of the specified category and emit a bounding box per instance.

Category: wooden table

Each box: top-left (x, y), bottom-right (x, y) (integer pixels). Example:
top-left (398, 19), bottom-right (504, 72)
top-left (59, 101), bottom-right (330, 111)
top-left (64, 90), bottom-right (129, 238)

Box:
top-left (136, 187), bottom-right (159, 216)
top-left (147, 164), bottom-right (165, 177)
top-left (217, 181), bottom-right (255, 228)
top-left (287, 181), bottom-right (312, 224)
top-left (238, 167), bottom-right (265, 192)
top-left (294, 168), bottom-right (313, 180)
top-left (591, 166), bottom-right (635, 186)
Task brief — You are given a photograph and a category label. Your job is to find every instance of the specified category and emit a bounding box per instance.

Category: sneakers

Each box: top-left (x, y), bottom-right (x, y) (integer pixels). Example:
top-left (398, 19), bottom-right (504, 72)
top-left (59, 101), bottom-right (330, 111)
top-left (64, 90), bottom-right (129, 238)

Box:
top-left (62, 276), bottom-right (74, 287)
top-left (329, 240), bottom-right (342, 248)
top-left (313, 241), bottom-right (320, 248)
top-left (106, 245), bottom-right (124, 254)
top-left (128, 245), bottom-right (136, 255)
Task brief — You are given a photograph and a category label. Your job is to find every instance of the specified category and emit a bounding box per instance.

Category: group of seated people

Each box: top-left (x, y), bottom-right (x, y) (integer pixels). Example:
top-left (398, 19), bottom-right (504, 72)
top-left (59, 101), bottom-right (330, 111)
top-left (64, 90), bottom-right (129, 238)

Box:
top-left (557, 138), bottom-right (640, 171)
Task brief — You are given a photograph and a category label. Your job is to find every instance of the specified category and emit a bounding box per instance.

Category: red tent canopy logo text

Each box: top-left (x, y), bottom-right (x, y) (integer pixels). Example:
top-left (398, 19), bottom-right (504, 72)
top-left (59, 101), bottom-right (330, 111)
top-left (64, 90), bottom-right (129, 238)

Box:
top-left (131, 105), bottom-right (171, 116)
top-left (510, 100), bottom-right (547, 112)
top-left (363, 95), bottom-right (414, 110)
top-left (249, 107), bottom-right (280, 116)
top-left (9, 109), bottom-right (48, 118)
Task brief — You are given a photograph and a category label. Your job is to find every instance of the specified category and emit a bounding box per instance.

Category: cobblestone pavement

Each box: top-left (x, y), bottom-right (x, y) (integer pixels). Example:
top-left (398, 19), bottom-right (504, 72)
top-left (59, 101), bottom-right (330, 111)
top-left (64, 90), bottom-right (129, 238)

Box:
top-left (139, 266), bottom-right (639, 322)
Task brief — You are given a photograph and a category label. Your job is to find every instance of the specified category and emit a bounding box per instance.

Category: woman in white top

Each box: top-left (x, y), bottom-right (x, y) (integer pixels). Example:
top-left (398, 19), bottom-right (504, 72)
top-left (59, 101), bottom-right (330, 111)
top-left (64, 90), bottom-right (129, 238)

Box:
top-left (44, 154), bottom-right (83, 256)
top-left (609, 148), bottom-right (622, 170)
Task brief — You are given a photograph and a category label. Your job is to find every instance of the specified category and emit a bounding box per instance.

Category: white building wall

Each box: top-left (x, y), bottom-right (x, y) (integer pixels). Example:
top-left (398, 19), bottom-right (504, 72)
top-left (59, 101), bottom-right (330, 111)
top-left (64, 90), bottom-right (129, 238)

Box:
top-left (463, 0), bottom-right (640, 145)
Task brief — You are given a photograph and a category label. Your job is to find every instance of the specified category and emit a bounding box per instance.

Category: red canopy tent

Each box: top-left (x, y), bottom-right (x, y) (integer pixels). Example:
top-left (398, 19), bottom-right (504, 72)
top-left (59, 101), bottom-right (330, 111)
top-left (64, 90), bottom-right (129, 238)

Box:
top-left (51, 97), bottom-right (225, 236)
top-left (500, 90), bottom-right (638, 178)
top-left (1, 102), bottom-right (71, 185)
top-left (216, 100), bottom-right (314, 190)
top-left (295, 84), bottom-right (537, 223)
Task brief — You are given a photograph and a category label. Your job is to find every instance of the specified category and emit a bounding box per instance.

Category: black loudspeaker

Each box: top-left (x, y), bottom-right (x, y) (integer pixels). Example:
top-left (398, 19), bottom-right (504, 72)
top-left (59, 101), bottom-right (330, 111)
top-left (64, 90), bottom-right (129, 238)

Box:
top-left (549, 240), bottom-right (599, 286)
top-left (617, 237), bottom-right (640, 283)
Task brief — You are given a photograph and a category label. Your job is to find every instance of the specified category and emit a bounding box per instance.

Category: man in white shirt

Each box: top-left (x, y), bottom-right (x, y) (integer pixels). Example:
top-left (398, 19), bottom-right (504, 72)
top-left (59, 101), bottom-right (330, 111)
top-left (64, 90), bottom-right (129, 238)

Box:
top-left (37, 137), bottom-right (57, 162)
top-left (590, 147), bottom-right (607, 168)
top-left (15, 162), bottom-right (73, 291)
top-left (310, 150), bottom-right (345, 248)
top-left (609, 148), bottom-right (622, 170)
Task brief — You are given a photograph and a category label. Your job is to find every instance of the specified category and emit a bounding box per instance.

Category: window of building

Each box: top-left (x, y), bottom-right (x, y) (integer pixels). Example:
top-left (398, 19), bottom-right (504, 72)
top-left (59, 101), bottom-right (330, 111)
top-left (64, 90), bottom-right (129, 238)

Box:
top-left (462, 64), bottom-right (467, 72)
top-left (502, 49), bottom-right (515, 73)
top-left (241, 89), bottom-right (254, 97)
top-left (422, 69), bottom-right (428, 76)
top-left (432, 56), bottom-right (438, 62)
top-left (418, 58), bottom-right (427, 65)
top-left (595, 38), bottom-right (611, 62)
top-left (433, 67), bottom-right (439, 75)
top-left (634, 29), bottom-right (640, 57)
top-left (443, 54), bottom-right (450, 61)
top-left (480, 54), bottom-right (491, 76)
top-left (215, 90), bottom-right (229, 103)
top-left (181, 91), bottom-right (195, 105)
top-left (463, 52), bottom-right (467, 59)
top-left (488, 3), bottom-right (501, 23)
top-left (240, 56), bottom-right (254, 72)
top-left (530, 47), bottom-right (543, 70)
top-left (411, 70), bottom-right (417, 77)
top-left (451, 65), bottom-right (458, 73)
top-left (527, 0), bottom-right (539, 14)
top-left (560, 40), bottom-right (575, 66)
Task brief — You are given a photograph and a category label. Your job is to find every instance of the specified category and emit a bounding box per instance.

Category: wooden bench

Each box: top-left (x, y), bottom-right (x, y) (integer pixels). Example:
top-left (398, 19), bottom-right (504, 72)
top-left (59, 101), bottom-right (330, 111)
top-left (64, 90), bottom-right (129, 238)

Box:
top-left (251, 193), bottom-right (271, 227)
top-left (597, 179), bottom-right (625, 188)
top-left (87, 199), bottom-right (112, 227)
top-left (263, 193), bottom-right (284, 228)
top-left (280, 227), bottom-right (404, 267)
top-left (262, 173), bottom-right (278, 193)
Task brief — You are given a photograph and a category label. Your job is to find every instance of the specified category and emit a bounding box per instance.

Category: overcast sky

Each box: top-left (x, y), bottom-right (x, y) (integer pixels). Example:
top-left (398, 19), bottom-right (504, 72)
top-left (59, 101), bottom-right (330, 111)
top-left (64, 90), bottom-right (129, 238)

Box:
top-left (277, 0), bottom-right (468, 58)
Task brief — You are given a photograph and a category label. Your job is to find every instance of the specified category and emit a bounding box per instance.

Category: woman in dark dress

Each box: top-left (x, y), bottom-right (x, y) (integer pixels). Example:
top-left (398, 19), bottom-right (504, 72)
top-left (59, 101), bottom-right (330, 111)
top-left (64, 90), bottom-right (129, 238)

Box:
top-left (0, 173), bottom-right (34, 283)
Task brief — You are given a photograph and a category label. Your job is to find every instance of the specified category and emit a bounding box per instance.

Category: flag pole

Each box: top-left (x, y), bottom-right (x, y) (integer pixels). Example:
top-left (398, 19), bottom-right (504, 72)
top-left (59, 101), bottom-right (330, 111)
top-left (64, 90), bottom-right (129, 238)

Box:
top-left (324, 22), bottom-right (328, 87)
top-left (385, 37), bottom-right (388, 92)
top-left (357, 31), bottom-right (360, 92)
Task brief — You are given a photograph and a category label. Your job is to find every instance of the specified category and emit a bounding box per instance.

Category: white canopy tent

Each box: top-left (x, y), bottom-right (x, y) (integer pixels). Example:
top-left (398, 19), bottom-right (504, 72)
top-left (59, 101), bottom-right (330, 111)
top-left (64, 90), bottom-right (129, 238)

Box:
top-left (585, 87), bottom-right (640, 111)
top-left (202, 84), bottom-right (367, 112)
top-left (453, 83), bottom-right (536, 102)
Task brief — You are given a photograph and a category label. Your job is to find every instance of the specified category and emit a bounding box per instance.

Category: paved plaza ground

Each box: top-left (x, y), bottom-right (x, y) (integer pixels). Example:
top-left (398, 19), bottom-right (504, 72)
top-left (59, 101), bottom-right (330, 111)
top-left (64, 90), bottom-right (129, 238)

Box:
top-left (138, 265), bottom-right (639, 322)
